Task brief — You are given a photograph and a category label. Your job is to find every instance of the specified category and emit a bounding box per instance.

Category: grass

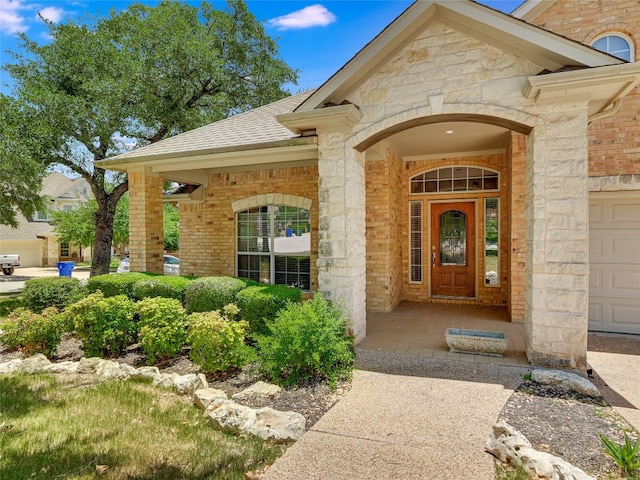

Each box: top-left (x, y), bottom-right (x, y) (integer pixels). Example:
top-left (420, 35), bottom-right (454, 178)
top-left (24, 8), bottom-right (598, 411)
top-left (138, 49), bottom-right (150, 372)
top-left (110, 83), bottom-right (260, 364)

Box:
top-left (494, 461), bottom-right (530, 480)
top-left (0, 374), bottom-right (285, 479)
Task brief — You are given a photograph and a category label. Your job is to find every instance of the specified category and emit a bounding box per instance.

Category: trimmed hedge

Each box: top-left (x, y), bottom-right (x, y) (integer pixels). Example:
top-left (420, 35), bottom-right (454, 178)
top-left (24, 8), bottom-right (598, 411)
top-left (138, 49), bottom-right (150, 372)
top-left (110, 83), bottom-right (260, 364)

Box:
top-left (184, 276), bottom-right (247, 313)
top-left (236, 285), bottom-right (302, 336)
top-left (87, 272), bottom-right (149, 298)
top-left (22, 277), bottom-right (85, 313)
top-left (131, 276), bottom-right (193, 302)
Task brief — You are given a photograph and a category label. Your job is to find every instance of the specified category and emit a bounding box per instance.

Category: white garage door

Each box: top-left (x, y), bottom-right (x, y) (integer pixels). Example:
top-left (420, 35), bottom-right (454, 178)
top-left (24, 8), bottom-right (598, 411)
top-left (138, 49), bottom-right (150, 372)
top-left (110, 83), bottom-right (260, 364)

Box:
top-left (589, 192), bottom-right (640, 334)
top-left (0, 240), bottom-right (43, 267)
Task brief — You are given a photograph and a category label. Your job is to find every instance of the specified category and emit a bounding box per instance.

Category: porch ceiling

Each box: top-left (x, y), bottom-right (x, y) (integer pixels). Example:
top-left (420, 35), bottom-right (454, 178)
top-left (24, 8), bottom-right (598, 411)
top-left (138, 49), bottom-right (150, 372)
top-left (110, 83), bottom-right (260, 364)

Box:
top-left (365, 121), bottom-right (512, 160)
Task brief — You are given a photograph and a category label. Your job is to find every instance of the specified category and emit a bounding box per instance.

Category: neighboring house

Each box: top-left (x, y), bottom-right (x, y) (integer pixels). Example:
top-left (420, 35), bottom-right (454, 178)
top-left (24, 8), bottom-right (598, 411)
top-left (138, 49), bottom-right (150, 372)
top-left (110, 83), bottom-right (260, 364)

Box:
top-left (0, 172), bottom-right (92, 267)
top-left (98, 0), bottom-right (640, 372)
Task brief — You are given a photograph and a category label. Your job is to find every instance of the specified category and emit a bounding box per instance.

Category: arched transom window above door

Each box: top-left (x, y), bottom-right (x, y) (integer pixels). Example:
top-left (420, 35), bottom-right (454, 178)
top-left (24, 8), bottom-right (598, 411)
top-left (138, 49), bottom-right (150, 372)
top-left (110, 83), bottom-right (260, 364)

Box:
top-left (410, 167), bottom-right (499, 194)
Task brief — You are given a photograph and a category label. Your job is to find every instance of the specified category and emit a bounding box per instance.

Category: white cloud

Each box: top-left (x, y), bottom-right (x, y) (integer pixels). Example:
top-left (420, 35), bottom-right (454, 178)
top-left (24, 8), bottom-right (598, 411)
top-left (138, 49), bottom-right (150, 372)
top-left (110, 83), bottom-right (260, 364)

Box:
top-left (0, 0), bottom-right (29, 34)
top-left (37, 6), bottom-right (63, 23)
top-left (268, 4), bottom-right (336, 31)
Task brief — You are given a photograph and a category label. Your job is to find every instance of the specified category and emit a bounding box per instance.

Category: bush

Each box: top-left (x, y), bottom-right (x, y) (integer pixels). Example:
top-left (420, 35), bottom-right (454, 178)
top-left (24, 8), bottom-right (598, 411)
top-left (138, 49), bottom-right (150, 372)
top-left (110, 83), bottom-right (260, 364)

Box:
top-left (0, 307), bottom-right (67, 357)
top-left (132, 276), bottom-right (193, 302)
top-left (136, 297), bottom-right (188, 364)
top-left (255, 294), bottom-right (354, 389)
top-left (237, 277), bottom-right (261, 288)
top-left (87, 272), bottom-right (149, 298)
top-left (236, 285), bottom-right (302, 336)
top-left (22, 277), bottom-right (85, 313)
top-left (65, 292), bottom-right (137, 357)
top-left (0, 297), bottom-right (24, 318)
top-left (184, 277), bottom-right (247, 313)
top-left (187, 305), bottom-right (254, 374)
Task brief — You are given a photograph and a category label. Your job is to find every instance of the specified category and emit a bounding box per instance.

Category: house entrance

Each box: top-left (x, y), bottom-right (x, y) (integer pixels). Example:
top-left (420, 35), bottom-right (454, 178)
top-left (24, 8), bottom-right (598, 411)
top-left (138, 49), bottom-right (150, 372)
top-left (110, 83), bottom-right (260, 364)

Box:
top-left (430, 202), bottom-right (475, 298)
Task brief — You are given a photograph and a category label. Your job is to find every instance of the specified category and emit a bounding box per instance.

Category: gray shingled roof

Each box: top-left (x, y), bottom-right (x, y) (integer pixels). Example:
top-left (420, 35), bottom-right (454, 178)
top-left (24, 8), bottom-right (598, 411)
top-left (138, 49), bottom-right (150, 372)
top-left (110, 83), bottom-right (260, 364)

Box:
top-left (108, 90), bottom-right (315, 162)
top-left (0, 214), bottom-right (53, 240)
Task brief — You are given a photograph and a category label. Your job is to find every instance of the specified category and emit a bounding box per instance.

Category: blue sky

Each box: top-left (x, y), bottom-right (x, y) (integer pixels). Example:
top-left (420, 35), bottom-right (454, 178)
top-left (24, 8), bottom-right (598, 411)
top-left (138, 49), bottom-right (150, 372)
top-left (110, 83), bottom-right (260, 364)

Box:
top-left (0, 0), bottom-right (525, 95)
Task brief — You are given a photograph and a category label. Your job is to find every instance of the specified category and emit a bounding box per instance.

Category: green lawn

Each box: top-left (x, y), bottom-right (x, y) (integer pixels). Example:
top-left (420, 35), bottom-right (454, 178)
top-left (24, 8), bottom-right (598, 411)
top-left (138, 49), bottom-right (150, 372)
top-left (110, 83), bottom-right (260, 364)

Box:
top-left (0, 374), bottom-right (285, 480)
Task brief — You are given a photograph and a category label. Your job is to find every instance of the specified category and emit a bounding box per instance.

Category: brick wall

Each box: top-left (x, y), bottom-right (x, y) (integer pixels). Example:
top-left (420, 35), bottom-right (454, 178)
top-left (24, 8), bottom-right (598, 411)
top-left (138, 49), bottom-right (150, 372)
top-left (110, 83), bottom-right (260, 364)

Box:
top-left (528, 0), bottom-right (640, 177)
top-left (178, 166), bottom-right (319, 290)
top-left (129, 169), bottom-right (164, 274)
top-left (508, 132), bottom-right (527, 322)
top-left (365, 149), bottom-right (403, 312)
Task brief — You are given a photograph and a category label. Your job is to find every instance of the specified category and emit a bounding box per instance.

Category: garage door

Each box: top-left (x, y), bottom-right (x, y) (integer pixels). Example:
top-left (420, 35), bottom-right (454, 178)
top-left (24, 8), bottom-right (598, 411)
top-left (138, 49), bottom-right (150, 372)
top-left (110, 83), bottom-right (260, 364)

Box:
top-left (589, 192), bottom-right (640, 334)
top-left (0, 240), bottom-right (43, 267)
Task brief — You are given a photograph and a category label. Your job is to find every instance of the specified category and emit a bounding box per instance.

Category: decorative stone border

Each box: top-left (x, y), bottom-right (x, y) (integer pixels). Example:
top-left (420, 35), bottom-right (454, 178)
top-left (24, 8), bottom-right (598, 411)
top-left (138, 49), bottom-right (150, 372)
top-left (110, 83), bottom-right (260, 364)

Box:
top-left (445, 328), bottom-right (508, 357)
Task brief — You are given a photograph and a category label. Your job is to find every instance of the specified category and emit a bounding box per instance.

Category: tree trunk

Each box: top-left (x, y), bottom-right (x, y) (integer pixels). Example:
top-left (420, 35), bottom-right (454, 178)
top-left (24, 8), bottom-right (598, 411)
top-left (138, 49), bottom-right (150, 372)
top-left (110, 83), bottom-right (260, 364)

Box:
top-left (91, 203), bottom-right (116, 277)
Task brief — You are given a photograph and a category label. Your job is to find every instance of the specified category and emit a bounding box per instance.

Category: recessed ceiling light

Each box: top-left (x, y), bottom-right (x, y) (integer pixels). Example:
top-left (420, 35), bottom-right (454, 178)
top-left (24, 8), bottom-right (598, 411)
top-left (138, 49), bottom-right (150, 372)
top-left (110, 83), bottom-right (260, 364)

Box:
top-left (444, 129), bottom-right (456, 135)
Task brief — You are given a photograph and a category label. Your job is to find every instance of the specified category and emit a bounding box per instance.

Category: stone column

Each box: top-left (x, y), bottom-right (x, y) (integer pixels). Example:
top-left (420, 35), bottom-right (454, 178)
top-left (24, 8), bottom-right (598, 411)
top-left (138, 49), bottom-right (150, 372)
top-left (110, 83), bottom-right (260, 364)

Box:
top-left (525, 103), bottom-right (590, 371)
top-left (128, 167), bottom-right (164, 274)
top-left (317, 132), bottom-right (367, 343)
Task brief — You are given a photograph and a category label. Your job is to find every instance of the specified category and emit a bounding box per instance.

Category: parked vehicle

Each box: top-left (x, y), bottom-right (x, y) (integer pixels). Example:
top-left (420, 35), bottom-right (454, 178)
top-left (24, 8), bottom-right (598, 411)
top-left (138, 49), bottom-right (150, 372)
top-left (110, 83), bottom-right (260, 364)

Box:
top-left (0, 254), bottom-right (20, 276)
top-left (116, 255), bottom-right (180, 276)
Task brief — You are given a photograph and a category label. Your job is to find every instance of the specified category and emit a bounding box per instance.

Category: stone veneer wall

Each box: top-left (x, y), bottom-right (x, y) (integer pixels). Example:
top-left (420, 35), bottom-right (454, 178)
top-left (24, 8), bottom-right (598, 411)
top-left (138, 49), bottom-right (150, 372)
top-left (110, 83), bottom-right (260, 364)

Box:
top-left (527, 0), bottom-right (640, 178)
top-left (178, 166), bottom-right (318, 289)
top-left (365, 149), bottom-right (403, 312)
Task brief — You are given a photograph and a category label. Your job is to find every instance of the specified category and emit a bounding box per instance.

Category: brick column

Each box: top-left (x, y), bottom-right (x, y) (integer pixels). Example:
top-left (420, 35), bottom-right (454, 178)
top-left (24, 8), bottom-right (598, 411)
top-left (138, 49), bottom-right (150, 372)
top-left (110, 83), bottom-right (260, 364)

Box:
top-left (317, 132), bottom-right (367, 343)
top-left (525, 104), bottom-right (590, 371)
top-left (128, 167), bottom-right (164, 274)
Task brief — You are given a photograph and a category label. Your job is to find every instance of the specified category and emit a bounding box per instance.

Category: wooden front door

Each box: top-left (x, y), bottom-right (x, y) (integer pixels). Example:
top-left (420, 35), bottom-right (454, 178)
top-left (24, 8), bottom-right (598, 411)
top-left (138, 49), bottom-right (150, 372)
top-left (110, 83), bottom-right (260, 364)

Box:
top-left (431, 202), bottom-right (475, 297)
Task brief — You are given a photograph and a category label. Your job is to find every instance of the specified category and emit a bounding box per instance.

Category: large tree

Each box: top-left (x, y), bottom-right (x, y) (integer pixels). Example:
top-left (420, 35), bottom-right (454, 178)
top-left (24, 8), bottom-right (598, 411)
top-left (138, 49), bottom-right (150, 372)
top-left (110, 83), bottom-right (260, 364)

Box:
top-left (3, 0), bottom-right (297, 276)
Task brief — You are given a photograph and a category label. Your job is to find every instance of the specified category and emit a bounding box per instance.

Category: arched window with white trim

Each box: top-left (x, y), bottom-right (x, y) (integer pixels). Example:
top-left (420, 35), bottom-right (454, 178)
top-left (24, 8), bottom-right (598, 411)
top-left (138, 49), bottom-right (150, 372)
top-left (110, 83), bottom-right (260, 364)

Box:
top-left (410, 166), bottom-right (499, 194)
top-left (592, 34), bottom-right (634, 62)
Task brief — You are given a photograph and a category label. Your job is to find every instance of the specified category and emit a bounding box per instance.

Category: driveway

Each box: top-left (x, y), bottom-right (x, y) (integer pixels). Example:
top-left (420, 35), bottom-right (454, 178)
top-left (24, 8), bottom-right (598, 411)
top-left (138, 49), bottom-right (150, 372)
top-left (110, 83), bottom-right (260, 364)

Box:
top-left (0, 266), bottom-right (91, 294)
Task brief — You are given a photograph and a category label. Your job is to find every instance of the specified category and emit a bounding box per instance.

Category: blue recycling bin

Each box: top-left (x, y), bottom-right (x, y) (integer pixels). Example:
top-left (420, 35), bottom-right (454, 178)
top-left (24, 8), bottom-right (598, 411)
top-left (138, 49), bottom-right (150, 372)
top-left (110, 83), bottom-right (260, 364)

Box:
top-left (57, 261), bottom-right (75, 278)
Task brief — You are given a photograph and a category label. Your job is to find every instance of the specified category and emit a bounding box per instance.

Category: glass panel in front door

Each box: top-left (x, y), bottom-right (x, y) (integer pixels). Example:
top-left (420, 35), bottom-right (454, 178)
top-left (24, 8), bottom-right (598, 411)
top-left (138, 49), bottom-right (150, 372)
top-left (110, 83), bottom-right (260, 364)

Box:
top-left (440, 211), bottom-right (466, 265)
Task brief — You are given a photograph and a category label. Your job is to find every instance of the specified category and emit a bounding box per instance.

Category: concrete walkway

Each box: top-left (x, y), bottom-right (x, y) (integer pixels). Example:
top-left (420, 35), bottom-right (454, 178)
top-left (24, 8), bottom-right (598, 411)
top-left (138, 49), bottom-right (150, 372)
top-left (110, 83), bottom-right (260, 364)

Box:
top-left (262, 350), bottom-right (528, 480)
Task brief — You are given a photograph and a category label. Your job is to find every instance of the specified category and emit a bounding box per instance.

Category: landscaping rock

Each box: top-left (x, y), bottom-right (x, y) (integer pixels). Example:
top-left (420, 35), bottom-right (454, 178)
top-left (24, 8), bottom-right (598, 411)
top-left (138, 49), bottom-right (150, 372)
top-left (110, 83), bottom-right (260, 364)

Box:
top-left (532, 369), bottom-right (600, 398)
top-left (17, 354), bottom-right (51, 373)
top-left (249, 407), bottom-right (306, 442)
top-left (193, 388), bottom-right (228, 410)
top-left (96, 359), bottom-right (137, 379)
top-left (43, 361), bottom-right (79, 374)
top-left (0, 359), bottom-right (22, 374)
top-left (152, 372), bottom-right (180, 389)
top-left (77, 357), bottom-right (102, 374)
top-left (132, 366), bottom-right (161, 381)
top-left (173, 373), bottom-right (208, 395)
top-left (206, 400), bottom-right (258, 434)
top-left (232, 381), bottom-right (282, 403)
top-left (486, 421), bottom-right (595, 480)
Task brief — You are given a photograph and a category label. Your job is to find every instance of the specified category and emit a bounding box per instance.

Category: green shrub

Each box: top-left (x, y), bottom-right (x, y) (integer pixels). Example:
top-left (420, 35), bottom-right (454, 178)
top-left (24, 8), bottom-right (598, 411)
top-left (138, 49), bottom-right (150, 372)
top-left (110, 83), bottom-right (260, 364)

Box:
top-left (22, 277), bottom-right (85, 313)
top-left (136, 297), bottom-right (188, 364)
top-left (132, 276), bottom-right (193, 302)
top-left (600, 433), bottom-right (640, 478)
top-left (0, 296), bottom-right (24, 318)
top-left (184, 277), bottom-right (247, 313)
top-left (237, 277), bottom-right (261, 288)
top-left (236, 285), bottom-right (302, 336)
top-left (0, 307), bottom-right (67, 357)
top-left (187, 305), bottom-right (254, 374)
top-left (87, 272), bottom-right (149, 298)
top-left (255, 294), bottom-right (354, 389)
top-left (65, 292), bottom-right (137, 357)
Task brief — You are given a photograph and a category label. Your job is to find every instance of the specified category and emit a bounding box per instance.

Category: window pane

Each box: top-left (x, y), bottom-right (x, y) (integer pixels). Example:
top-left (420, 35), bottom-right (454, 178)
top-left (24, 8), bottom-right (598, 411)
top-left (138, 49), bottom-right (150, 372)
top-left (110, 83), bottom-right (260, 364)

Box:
top-left (485, 198), bottom-right (499, 286)
top-left (440, 211), bottom-right (466, 265)
top-left (409, 167), bottom-right (500, 194)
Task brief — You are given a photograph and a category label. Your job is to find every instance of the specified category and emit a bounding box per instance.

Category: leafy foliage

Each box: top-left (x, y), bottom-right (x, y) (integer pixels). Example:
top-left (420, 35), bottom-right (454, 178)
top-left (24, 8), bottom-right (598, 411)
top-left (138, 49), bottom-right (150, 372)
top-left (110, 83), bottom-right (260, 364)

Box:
top-left (600, 433), bottom-right (640, 477)
top-left (236, 285), bottom-right (302, 336)
top-left (131, 276), bottom-right (193, 302)
top-left (65, 292), bottom-right (137, 357)
top-left (3, 0), bottom-right (297, 275)
top-left (87, 272), bottom-right (149, 298)
top-left (184, 276), bottom-right (248, 313)
top-left (0, 95), bottom-right (47, 227)
top-left (187, 305), bottom-right (254, 374)
top-left (21, 276), bottom-right (85, 313)
top-left (136, 297), bottom-right (187, 364)
top-left (255, 294), bottom-right (355, 389)
top-left (163, 203), bottom-right (180, 252)
top-left (0, 307), bottom-right (67, 357)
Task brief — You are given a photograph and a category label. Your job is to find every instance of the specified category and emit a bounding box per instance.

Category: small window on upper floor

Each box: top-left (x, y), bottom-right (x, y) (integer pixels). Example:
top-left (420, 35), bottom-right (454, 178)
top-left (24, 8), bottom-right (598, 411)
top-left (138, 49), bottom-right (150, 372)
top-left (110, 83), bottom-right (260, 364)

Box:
top-left (592, 34), bottom-right (633, 62)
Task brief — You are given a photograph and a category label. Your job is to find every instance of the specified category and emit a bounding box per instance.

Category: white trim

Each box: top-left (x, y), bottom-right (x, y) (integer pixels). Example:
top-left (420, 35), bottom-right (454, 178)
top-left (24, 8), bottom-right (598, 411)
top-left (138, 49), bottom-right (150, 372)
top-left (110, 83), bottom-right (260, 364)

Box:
top-left (483, 197), bottom-right (500, 288)
top-left (591, 32), bottom-right (635, 62)
top-left (408, 200), bottom-right (423, 285)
